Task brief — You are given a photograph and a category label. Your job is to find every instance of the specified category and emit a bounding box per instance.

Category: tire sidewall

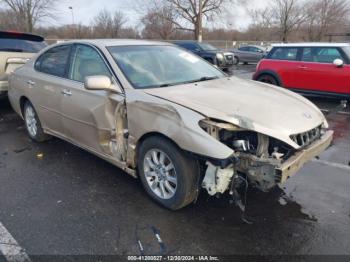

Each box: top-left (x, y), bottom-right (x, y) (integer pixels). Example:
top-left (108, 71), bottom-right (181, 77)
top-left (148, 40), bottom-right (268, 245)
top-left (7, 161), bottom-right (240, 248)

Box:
top-left (23, 101), bottom-right (47, 142)
top-left (258, 74), bottom-right (278, 86)
top-left (138, 137), bottom-right (196, 210)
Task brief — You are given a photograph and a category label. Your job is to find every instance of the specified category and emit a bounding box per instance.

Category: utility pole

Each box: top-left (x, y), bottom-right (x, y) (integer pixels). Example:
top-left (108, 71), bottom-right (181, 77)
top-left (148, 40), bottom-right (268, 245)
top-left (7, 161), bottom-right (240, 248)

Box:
top-left (68, 6), bottom-right (75, 38)
top-left (198, 0), bottom-right (203, 42)
top-left (69, 6), bottom-right (75, 25)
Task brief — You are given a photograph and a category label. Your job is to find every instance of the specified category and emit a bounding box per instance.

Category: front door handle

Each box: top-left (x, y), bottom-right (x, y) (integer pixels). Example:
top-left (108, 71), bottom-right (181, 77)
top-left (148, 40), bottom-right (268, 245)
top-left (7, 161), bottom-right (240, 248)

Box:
top-left (27, 80), bottom-right (35, 86)
top-left (298, 66), bottom-right (308, 70)
top-left (61, 89), bottom-right (72, 96)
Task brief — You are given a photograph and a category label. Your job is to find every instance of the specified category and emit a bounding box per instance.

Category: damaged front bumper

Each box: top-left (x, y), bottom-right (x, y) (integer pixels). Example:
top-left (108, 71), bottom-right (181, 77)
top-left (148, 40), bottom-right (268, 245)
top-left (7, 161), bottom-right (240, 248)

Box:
top-left (276, 130), bottom-right (333, 183)
top-left (202, 130), bottom-right (334, 195)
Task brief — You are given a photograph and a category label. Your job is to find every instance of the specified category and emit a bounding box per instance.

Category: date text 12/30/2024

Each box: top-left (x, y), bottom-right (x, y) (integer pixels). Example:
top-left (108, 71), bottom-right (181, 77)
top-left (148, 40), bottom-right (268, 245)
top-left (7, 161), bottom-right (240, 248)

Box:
top-left (127, 256), bottom-right (220, 261)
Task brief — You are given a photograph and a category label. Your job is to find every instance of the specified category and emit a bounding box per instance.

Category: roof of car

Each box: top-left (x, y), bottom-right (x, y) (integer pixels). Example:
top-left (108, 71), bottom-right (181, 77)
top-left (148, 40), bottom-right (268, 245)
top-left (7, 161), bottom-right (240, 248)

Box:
top-left (173, 40), bottom-right (198, 43)
top-left (61, 39), bottom-right (172, 48)
top-left (272, 42), bottom-right (350, 47)
top-left (0, 31), bottom-right (44, 42)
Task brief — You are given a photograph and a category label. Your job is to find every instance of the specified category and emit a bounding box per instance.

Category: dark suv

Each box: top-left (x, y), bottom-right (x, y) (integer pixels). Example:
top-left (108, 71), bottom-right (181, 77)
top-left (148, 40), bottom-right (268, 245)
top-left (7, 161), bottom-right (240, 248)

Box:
top-left (173, 41), bottom-right (234, 70)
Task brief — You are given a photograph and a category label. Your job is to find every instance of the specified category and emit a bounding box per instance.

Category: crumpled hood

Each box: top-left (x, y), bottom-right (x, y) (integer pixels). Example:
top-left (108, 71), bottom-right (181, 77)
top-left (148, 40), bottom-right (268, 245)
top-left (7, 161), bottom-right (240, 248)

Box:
top-left (144, 77), bottom-right (326, 148)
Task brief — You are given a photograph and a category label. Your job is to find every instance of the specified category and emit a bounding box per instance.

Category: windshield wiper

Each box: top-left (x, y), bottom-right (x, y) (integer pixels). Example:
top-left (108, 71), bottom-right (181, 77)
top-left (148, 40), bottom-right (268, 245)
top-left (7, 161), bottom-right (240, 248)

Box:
top-left (186, 76), bottom-right (219, 84)
top-left (152, 76), bottom-right (219, 88)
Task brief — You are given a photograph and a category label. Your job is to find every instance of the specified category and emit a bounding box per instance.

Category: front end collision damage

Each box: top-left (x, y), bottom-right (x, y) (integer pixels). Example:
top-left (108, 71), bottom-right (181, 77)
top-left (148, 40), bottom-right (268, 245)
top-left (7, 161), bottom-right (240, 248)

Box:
top-left (106, 89), bottom-right (333, 208)
top-left (198, 118), bottom-right (333, 200)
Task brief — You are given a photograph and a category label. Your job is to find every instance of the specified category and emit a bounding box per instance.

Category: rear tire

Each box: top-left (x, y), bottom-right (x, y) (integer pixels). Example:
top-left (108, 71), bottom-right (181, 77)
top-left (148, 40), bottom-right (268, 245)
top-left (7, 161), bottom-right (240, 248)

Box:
top-left (23, 101), bottom-right (50, 142)
top-left (138, 136), bottom-right (200, 210)
top-left (257, 74), bottom-right (279, 86)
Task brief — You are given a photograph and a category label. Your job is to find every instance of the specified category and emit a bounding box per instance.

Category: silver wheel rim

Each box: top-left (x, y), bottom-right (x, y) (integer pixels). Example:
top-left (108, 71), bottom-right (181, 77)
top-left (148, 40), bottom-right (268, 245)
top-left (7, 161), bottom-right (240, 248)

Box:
top-left (25, 106), bottom-right (37, 137)
top-left (143, 149), bottom-right (177, 200)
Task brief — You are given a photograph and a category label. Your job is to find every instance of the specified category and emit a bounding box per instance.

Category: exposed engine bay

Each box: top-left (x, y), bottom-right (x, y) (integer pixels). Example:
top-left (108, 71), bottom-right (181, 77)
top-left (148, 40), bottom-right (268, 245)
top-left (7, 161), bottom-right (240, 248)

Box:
top-left (199, 118), bottom-right (324, 204)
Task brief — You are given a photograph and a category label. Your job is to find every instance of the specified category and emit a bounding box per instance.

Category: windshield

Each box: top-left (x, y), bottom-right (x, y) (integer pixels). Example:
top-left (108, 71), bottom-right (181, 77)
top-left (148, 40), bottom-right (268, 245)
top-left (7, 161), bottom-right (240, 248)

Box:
top-left (0, 38), bottom-right (47, 53)
top-left (198, 43), bottom-right (217, 51)
top-left (108, 45), bottom-right (225, 89)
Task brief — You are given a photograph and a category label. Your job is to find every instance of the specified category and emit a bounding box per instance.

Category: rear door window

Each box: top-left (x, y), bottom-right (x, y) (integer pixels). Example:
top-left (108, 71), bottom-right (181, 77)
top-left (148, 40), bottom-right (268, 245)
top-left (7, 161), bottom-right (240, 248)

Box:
top-left (35, 45), bottom-right (71, 77)
top-left (0, 39), bottom-right (46, 53)
top-left (302, 47), bottom-right (343, 63)
top-left (249, 47), bottom-right (260, 52)
top-left (239, 46), bottom-right (249, 51)
top-left (270, 47), bottom-right (299, 61)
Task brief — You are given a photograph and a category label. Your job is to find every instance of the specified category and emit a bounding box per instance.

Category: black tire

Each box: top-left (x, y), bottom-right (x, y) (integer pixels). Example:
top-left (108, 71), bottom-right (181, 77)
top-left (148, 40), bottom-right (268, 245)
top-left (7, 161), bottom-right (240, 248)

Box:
top-left (234, 56), bottom-right (239, 65)
top-left (23, 101), bottom-right (50, 142)
top-left (138, 136), bottom-right (200, 210)
top-left (257, 74), bottom-right (279, 86)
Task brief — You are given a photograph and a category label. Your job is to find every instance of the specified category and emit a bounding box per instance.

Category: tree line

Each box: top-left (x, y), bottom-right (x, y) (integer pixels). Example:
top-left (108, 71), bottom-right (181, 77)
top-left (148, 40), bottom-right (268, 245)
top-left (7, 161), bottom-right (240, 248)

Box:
top-left (0, 0), bottom-right (349, 42)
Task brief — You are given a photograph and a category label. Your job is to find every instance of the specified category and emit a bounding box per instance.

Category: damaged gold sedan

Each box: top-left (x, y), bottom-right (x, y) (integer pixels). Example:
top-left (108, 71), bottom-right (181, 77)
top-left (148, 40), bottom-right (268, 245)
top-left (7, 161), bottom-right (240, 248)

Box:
top-left (8, 40), bottom-right (333, 210)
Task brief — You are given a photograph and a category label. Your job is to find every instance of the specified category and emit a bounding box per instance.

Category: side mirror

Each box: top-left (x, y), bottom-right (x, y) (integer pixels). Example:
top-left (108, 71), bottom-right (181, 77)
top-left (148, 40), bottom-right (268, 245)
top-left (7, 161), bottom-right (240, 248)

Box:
top-left (84, 75), bottom-right (120, 92)
top-left (333, 59), bottom-right (344, 68)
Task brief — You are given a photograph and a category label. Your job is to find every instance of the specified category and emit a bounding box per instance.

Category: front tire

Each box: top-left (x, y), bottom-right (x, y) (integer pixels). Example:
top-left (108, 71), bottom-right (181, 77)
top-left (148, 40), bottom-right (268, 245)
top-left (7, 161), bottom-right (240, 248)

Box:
top-left (24, 101), bottom-right (50, 142)
top-left (257, 74), bottom-right (279, 86)
top-left (138, 136), bottom-right (199, 210)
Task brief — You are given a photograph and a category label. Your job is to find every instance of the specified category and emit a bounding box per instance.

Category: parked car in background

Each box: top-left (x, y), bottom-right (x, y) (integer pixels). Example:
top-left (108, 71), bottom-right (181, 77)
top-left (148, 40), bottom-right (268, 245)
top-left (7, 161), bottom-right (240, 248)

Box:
top-left (253, 43), bottom-right (350, 99)
top-left (229, 45), bottom-right (268, 65)
top-left (173, 40), bottom-right (234, 71)
top-left (0, 31), bottom-right (47, 97)
top-left (9, 40), bottom-right (333, 210)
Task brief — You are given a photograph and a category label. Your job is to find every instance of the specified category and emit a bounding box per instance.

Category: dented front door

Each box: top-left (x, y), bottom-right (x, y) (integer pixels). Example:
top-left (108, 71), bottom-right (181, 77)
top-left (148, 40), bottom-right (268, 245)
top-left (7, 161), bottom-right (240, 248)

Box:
top-left (60, 44), bottom-right (121, 154)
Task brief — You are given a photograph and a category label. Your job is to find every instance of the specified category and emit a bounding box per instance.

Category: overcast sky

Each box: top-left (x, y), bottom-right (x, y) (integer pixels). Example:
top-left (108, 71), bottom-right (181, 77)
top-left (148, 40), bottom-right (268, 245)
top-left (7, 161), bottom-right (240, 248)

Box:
top-left (53, 0), bottom-right (267, 30)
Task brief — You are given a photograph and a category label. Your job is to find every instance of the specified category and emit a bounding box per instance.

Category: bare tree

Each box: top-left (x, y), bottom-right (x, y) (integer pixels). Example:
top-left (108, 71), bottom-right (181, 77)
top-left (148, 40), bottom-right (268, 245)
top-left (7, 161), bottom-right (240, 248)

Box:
top-left (0, 9), bottom-right (20, 30)
top-left (141, 6), bottom-right (177, 39)
top-left (0, 0), bottom-right (58, 32)
top-left (271, 0), bottom-right (306, 42)
top-left (304, 0), bottom-right (350, 41)
top-left (138, 0), bottom-right (234, 40)
top-left (112, 11), bottom-right (128, 37)
top-left (166, 0), bottom-right (233, 40)
top-left (247, 7), bottom-right (276, 41)
top-left (92, 9), bottom-right (128, 38)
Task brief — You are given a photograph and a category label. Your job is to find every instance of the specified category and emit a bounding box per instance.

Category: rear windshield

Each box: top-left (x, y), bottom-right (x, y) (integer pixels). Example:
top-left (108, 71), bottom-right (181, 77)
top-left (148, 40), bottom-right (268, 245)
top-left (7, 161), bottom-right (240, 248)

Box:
top-left (0, 38), bottom-right (47, 53)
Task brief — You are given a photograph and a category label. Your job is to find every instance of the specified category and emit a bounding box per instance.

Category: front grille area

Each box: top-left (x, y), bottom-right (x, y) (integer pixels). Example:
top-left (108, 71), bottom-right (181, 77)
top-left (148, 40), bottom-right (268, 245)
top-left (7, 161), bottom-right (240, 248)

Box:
top-left (290, 126), bottom-right (322, 148)
top-left (225, 55), bottom-right (233, 61)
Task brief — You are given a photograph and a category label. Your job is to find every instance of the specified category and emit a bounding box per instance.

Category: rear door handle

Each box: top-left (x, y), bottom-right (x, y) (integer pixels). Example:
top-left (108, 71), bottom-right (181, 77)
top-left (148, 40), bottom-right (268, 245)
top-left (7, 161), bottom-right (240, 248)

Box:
top-left (27, 80), bottom-right (35, 86)
top-left (61, 89), bottom-right (72, 96)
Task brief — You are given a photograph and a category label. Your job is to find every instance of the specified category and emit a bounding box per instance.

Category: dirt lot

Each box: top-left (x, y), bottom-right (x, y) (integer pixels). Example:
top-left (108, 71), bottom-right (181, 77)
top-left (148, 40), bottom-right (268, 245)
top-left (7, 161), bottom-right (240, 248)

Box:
top-left (0, 67), bottom-right (349, 260)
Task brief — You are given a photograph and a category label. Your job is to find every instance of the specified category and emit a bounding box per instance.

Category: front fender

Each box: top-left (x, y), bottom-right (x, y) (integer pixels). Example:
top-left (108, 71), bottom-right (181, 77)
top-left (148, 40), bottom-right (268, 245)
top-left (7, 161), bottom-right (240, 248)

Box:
top-left (125, 89), bottom-right (234, 161)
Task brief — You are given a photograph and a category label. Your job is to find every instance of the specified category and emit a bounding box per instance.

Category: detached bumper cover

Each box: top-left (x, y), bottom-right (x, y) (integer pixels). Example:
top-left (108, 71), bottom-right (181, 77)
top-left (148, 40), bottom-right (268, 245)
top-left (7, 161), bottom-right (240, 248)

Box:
top-left (276, 130), bottom-right (334, 183)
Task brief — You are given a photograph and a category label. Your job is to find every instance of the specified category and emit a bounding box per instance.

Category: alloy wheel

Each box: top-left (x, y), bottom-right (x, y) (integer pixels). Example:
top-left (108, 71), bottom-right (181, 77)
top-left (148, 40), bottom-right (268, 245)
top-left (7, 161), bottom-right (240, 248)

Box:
top-left (143, 149), bottom-right (177, 200)
top-left (25, 106), bottom-right (38, 137)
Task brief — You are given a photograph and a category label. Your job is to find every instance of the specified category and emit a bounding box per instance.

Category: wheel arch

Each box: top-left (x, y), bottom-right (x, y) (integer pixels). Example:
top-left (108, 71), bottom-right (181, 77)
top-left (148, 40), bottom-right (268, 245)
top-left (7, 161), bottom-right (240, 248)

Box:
top-left (19, 96), bottom-right (30, 118)
top-left (135, 132), bottom-right (184, 164)
top-left (254, 70), bottom-right (283, 86)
